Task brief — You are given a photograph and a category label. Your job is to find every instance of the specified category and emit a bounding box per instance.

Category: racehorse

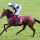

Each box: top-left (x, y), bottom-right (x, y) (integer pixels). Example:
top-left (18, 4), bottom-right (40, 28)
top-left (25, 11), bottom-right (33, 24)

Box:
top-left (0, 9), bottom-right (40, 37)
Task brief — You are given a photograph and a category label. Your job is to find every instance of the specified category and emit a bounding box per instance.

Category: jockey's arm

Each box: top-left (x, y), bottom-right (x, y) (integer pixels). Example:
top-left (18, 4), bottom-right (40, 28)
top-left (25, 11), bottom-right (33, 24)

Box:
top-left (14, 10), bottom-right (17, 14)
top-left (11, 9), bottom-right (17, 16)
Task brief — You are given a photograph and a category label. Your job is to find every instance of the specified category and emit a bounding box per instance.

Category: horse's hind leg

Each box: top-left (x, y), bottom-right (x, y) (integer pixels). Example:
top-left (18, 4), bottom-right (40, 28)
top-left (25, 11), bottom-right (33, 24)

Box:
top-left (28, 25), bottom-right (35, 37)
top-left (16, 24), bottom-right (27, 34)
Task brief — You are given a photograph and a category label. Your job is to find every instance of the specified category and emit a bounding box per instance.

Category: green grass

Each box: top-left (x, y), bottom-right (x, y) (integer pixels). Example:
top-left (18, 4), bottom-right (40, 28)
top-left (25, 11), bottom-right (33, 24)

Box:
top-left (0, 0), bottom-right (40, 40)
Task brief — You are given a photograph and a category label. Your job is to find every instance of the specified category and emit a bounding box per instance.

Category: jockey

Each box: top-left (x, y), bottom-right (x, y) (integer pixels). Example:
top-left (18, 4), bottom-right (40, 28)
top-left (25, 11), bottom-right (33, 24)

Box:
top-left (8, 3), bottom-right (22, 24)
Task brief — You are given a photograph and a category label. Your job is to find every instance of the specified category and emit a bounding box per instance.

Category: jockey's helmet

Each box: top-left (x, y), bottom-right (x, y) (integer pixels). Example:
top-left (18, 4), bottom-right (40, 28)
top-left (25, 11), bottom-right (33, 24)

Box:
top-left (8, 3), bottom-right (12, 6)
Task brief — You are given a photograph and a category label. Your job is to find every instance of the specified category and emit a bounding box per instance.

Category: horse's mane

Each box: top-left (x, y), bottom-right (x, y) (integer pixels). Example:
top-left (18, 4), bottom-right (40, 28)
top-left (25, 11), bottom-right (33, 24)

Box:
top-left (6, 9), bottom-right (13, 14)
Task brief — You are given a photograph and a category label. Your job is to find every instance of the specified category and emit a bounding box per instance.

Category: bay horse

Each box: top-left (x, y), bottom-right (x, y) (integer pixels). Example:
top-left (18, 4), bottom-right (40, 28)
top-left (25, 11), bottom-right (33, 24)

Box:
top-left (0, 9), bottom-right (40, 37)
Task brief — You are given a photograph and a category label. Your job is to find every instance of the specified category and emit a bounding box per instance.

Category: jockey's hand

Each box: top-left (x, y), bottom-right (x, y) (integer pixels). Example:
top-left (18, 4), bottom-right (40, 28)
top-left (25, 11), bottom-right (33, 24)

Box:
top-left (17, 15), bottom-right (18, 16)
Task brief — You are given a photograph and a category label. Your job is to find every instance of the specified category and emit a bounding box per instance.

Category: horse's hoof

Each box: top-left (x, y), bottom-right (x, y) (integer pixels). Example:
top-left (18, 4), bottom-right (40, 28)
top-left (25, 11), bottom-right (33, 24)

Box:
top-left (0, 34), bottom-right (1, 36)
top-left (16, 33), bottom-right (18, 35)
top-left (31, 36), bottom-right (34, 37)
top-left (5, 29), bottom-right (7, 32)
top-left (6, 30), bottom-right (7, 32)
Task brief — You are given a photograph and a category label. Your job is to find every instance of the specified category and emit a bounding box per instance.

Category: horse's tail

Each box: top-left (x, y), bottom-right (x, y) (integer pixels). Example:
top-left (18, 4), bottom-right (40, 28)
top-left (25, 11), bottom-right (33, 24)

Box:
top-left (34, 18), bottom-right (40, 23)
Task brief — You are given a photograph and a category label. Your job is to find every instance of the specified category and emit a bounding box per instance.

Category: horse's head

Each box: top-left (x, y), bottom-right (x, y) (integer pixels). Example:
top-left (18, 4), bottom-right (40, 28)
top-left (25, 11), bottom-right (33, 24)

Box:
top-left (0, 9), bottom-right (6, 18)
top-left (0, 9), bottom-right (13, 18)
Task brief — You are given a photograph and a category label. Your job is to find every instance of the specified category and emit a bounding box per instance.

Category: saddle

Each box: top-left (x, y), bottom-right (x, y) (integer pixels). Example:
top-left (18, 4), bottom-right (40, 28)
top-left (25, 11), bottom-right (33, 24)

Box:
top-left (13, 15), bottom-right (22, 24)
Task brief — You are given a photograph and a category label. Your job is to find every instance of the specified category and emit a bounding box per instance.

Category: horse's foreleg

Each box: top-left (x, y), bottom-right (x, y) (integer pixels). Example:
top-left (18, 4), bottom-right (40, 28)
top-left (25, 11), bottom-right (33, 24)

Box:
top-left (0, 24), bottom-right (7, 36)
top-left (0, 29), bottom-right (6, 36)
top-left (16, 24), bottom-right (27, 34)
top-left (4, 24), bottom-right (8, 32)
top-left (0, 24), bottom-right (11, 36)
